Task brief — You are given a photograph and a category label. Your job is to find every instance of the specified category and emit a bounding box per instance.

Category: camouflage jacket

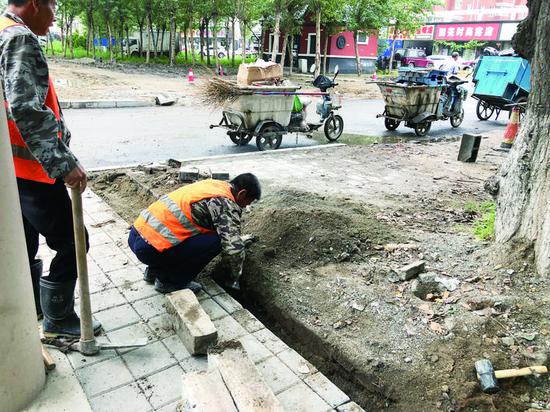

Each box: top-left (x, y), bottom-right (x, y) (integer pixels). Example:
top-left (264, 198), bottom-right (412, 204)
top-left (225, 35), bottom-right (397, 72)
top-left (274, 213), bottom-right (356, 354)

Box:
top-left (0, 11), bottom-right (78, 179)
top-left (191, 194), bottom-right (245, 280)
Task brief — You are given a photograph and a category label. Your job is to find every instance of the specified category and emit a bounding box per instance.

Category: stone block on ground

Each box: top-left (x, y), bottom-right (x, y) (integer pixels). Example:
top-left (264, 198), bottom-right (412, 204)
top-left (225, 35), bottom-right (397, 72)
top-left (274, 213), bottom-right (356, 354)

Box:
top-left (181, 369), bottom-right (238, 412)
top-left (398, 260), bottom-right (426, 281)
top-left (208, 341), bottom-right (284, 412)
top-left (166, 289), bottom-right (217, 355)
top-left (179, 169), bottom-right (231, 183)
top-left (155, 94), bottom-right (177, 106)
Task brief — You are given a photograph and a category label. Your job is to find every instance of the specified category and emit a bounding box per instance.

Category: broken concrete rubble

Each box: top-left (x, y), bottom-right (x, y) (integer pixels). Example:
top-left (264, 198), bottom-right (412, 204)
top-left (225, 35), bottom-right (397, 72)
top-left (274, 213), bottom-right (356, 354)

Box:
top-left (411, 273), bottom-right (460, 300)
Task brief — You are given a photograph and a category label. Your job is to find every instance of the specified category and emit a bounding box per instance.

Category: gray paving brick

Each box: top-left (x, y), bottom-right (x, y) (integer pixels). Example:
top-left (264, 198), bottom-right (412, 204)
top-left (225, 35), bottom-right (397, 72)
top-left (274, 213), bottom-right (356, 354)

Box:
top-left (277, 382), bottom-right (332, 412)
top-left (76, 356), bottom-right (133, 397)
top-left (88, 231), bottom-right (113, 247)
top-left (232, 309), bottom-right (265, 333)
top-left (132, 294), bottom-right (168, 320)
top-left (180, 355), bottom-right (208, 374)
top-left (146, 313), bottom-right (176, 340)
top-left (74, 272), bottom-right (114, 298)
top-left (94, 304), bottom-right (141, 332)
top-left (238, 334), bottom-right (272, 364)
top-left (122, 341), bottom-right (177, 378)
top-left (278, 348), bottom-right (318, 378)
top-left (304, 372), bottom-right (350, 408)
top-left (87, 259), bottom-right (103, 275)
top-left (253, 328), bottom-right (289, 355)
top-left (195, 289), bottom-right (210, 301)
top-left (162, 335), bottom-right (192, 361)
top-left (212, 315), bottom-right (248, 343)
top-left (90, 287), bottom-right (126, 312)
top-left (211, 293), bottom-right (243, 314)
top-left (95, 253), bottom-right (132, 273)
top-left (67, 337), bottom-right (118, 370)
top-left (199, 298), bottom-right (228, 321)
top-left (119, 280), bottom-right (160, 302)
top-left (256, 356), bottom-right (300, 395)
top-left (201, 278), bottom-right (225, 296)
top-left (155, 400), bottom-right (180, 412)
top-left (138, 365), bottom-right (184, 409)
top-left (107, 322), bottom-right (155, 354)
top-left (337, 401), bottom-right (366, 412)
top-left (108, 265), bottom-right (145, 287)
top-left (88, 243), bottom-right (124, 260)
top-left (90, 382), bottom-right (151, 412)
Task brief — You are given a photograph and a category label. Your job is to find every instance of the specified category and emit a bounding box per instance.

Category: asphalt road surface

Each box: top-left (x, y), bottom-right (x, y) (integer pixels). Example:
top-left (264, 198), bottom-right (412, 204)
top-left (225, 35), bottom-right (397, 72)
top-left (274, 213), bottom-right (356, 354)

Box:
top-left (66, 97), bottom-right (508, 169)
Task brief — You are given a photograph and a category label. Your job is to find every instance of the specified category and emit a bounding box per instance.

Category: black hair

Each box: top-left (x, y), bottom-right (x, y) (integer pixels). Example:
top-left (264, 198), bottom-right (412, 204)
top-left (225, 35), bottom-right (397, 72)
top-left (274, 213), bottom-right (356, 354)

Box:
top-left (230, 173), bottom-right (261, 201)
top-left (8, 0), bottom-right (30, 5)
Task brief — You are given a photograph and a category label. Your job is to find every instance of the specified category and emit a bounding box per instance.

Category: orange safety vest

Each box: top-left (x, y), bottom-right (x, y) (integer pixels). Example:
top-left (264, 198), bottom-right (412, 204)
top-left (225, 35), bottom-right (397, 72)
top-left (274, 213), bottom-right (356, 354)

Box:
top-left (134, 179), bottom-right (236, 252)
top-left (0, 16), bottom-right (62, 184)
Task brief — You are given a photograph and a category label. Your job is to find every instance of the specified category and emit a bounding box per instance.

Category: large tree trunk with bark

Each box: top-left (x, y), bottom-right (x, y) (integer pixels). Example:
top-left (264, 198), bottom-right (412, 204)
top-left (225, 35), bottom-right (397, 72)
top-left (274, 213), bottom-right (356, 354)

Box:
top-left (493, 0), bottom-right (550, 276)
top-left (280, 34), bottom-right (288, 70)
top-left (271, 11), bottom-right (281, 62)
top-left (314, 6), bottom-right (321, 77)
top-left (353, 31), bottom-right (362, 76)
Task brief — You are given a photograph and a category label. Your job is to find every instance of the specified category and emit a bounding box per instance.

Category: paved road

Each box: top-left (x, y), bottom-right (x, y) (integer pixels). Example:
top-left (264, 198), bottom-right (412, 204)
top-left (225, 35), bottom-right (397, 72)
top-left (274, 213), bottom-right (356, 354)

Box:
top-left (65, 96), bottom-right (508, 169)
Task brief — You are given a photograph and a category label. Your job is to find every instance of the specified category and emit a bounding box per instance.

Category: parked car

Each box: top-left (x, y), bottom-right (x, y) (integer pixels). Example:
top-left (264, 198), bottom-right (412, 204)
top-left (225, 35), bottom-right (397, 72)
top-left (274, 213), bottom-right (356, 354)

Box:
top-left (398, 49), bottom-right (434, 68)
top-left (427, 54), bottom-right (455, 70)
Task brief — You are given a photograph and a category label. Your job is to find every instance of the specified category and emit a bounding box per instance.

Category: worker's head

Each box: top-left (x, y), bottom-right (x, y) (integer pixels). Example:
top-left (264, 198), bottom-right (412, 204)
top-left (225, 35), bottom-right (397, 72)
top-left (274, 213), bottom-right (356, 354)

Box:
top-left (451, 52), bottom-right (459, 60)
top-left (7, 0), bottom-right (56, 36)
top-left (230, 173), bottom-right (261, 208)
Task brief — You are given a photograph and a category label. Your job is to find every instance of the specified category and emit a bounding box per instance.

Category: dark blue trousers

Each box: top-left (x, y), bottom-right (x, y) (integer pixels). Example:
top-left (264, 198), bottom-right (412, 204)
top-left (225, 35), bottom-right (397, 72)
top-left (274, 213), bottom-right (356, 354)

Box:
top-left (128, 226), bottom-right (222, 284)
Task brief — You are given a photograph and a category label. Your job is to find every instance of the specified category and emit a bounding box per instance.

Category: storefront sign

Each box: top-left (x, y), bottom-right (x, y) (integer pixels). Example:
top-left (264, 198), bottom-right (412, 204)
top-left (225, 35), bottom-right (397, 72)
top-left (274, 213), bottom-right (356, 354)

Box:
top-left (435, 23), bottom-right (500, 41)
top-left (387, 25), bottom-right (435, 41)
top-left (499, 23), bottom-right (519, 41)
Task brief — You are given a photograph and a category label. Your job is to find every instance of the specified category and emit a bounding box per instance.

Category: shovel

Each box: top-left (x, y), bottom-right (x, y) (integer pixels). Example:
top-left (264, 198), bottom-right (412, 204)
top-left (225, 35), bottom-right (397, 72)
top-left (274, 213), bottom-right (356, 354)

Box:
top-left (61, 188), bottom-right (147, 355)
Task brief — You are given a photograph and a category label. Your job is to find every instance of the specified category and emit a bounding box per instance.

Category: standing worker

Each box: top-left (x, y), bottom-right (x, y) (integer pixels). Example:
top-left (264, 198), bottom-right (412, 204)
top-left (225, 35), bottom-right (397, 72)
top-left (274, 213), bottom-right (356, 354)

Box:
top-left (128, 174), bottom-right (261, 293)
top-left (0, 0), bottom-right (101, 337)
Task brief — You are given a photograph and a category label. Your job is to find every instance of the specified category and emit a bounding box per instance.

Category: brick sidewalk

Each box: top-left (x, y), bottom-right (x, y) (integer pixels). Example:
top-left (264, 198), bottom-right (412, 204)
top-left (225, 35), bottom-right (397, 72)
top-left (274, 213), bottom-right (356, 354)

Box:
top-left (37, 189), bottom-right (363, 412)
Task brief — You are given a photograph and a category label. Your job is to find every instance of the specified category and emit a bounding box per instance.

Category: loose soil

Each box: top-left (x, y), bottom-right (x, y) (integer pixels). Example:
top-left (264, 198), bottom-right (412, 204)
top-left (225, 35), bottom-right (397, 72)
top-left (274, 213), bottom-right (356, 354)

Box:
top-left (89, 135), bottom-right (549, 411)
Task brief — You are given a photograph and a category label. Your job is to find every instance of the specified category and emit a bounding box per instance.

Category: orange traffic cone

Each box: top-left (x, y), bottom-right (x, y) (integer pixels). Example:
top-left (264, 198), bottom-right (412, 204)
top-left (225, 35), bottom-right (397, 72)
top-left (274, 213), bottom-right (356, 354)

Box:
top-left (500, 107), bottom-right (520, 150)
top-left (188, 68), bottom-right (195, 84)
top-left (219, 65), bottom-right (224, 76)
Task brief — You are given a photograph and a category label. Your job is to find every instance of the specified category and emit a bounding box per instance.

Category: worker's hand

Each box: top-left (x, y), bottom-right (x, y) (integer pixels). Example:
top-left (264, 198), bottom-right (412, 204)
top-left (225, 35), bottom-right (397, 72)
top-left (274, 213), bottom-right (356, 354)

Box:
top-left (63, 164), bottom-right (87, 193)
top-left (241, 234), bottom-right (258, 248)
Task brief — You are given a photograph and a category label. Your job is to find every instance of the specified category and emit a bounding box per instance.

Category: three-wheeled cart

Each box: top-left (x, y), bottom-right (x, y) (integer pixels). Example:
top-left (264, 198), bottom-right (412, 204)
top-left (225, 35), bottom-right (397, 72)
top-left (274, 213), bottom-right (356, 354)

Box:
top-left (472, 55), bottom-right (531, 121)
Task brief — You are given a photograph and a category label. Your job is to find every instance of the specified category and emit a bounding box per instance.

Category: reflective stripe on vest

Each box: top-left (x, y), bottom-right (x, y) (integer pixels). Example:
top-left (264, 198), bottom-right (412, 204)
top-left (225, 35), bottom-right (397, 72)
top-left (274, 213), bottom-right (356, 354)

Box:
top-left (1, 16), bottom-right (61, 184)
top-left (134, 180), bottom-right (236, 252)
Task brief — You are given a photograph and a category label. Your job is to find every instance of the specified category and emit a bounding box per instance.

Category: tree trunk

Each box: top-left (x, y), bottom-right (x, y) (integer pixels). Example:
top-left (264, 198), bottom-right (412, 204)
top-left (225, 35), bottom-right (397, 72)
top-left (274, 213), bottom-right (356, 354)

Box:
top-left (213, 19), bottom-right (219, 72)
top-left (146, 12), bottom-right (153, 63)
top-left (138, 21), bottom-right (144, 56)
top-left (271, 11), bottom-right (281, 62)
top-left (354, 31), bottom-right (362, 76)
top-left (190, 28), bottom-right (196, 64)
top-left (184, 29), bottom-right (188, 61)
top-left (323, 31), bottom-right (329, 75)
top-left (494, 0), bottom-right (550, 276)
top-left (205, 18), bottom-right (211, 66)
top-left (240, 21), bottom-right (246, 64)
top-left (314, 6), bottom-right (321, 77)
top-left (169, 16), bottom-right (175, 65)
top-left (288, 35), bottom-right (293, 74)
top-left (231, 17), bottom-right (236, 66)
top-left (280, 34), bottom-right (288, 71)
top-left (199, 20), bottom-right (205, 62)
top-left (69, 23), bottom-right (74, 59)
top-left (107, 21), bottom-right (113, 62)
top-left (224, 19), bottom-right (230, 64)
top-left (125, 26), bottom-right (130, 56)
top-left (388, 23), bottom-right (399, 73)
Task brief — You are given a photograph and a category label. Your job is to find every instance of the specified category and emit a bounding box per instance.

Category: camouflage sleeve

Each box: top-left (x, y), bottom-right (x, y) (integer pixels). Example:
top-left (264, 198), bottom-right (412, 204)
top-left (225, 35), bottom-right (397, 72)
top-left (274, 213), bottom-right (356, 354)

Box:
top-left (206, 197), bottom-right (245, 280)
top-left (1, 33), bottom-right (78, 178)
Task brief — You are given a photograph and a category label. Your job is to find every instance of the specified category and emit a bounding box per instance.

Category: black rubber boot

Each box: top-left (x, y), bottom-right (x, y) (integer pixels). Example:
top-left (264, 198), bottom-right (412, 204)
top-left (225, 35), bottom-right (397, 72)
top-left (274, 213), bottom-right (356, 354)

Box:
top-left (154, 279), bottom-right (202, 294)
top-left (143, 267), bottom-right (157, 284)
top-left (40, 278), bottom-right (102, 338)
top-left (30, 259), bottom-right (43, 319)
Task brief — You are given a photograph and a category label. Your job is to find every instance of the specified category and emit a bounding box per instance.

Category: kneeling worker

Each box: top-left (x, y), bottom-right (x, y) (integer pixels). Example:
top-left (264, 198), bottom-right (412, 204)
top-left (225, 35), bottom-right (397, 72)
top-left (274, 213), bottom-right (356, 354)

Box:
top-left (128, 173), bottom-right (260, 293)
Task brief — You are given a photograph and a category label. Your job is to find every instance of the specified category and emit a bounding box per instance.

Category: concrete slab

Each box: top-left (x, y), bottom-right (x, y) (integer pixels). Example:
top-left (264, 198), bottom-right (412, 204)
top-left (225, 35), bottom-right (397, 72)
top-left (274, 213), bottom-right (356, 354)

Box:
top-left (238, 334), bottom-right (273, 364)
top-left (75, 357), bottom-right (133, 397)
top-left (23, 350), bottom-right (91, 412)
top-left (276, 382), bottom-right (332, 412)
top-left (337, 401), bottom-right (367, 412)
top-left (181, 369), bottom-right (238, 412)
top-left (93, 304), bottom-right (141, 332)
top-left (208, 342), bottom-right (284, 412)
top-left (212, 314), bottom-right (248, 343)
top-left (201, 278), bottom-right (225, 296)
top-left (200, 298), bottom-right (229, 320)
top-left (132, 294), bottom-right (168, 320)
top-left (108, 266), bottom-right (145, 287)
top-left (89, 287), bottom-right (126, 313)
top-left (212, 293), bottom-right (243, 314)
top-left (253, 328), bottom-right (289, 355)
top-left (119, 280), bottom-right (160, 302)
top-left (255, 356), bottom-right (300, 395)
top-left (166, 289), bottom-right (218, 355)
top-left (278, 348), bottom-right (318, 378)
top-left (232, 309), bottom-right (265, 333)
top-left (304, 372), bottom-right (350, 408)
top-left (180, 355), bottom-right (209, 374)
top-left (138, 365), bottom-right (184, 409)
top-left (147, 313), bottom-right (176, 340)
top-left (122, 340), bottom-right (177, 378)
top-left (89, 382), bottom-right (151, 412)
top-left (162, 335), bottom-right (192, 361)
top-left (106, 322), bottom-right (155, 354)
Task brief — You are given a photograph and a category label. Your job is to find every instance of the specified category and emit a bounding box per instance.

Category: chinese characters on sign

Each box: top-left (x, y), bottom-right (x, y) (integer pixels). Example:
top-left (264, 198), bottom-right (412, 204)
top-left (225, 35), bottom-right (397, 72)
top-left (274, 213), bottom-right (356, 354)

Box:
top-left (434, 23), bottom-right (500, 41)
top-left (388, 25), bottom-right (435, 41)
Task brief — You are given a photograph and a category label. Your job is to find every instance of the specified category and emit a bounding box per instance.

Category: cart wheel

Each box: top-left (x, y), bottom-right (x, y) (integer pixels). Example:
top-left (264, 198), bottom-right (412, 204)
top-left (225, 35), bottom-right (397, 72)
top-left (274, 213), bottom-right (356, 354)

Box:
top-left (256, 123), bottom-right (283, 151)
top-left (228, 132), bottom-right (252, 146)
top-left (324, 115), bottom-right (344, 141)
top-left (450, 108), bottom-right (464, 128)
top-left (476, 100), bottom-right (495, 121)
top-left (384, 118), bottom-right (400, 131)
top-left (414, 121), bottom-right (432, 137)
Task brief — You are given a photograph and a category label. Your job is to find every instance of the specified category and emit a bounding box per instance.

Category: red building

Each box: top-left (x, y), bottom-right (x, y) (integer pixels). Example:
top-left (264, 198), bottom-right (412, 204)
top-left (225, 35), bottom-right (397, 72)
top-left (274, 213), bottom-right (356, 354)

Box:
top-left (263, 20), bottom-right (378, 74)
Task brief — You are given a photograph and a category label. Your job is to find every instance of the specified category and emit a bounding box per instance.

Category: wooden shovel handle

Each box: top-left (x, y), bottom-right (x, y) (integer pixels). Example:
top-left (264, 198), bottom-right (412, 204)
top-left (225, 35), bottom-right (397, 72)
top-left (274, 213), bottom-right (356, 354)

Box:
top-left (41, 345), bottom-right (56, 370)
top-left (495, 366), bottom-right (547, 379)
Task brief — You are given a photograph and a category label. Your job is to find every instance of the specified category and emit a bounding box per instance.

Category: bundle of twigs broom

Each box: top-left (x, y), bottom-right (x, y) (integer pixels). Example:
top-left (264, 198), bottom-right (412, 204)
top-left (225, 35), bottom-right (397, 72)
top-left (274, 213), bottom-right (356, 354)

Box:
top-left (203, 77), bottom-right (253, 107)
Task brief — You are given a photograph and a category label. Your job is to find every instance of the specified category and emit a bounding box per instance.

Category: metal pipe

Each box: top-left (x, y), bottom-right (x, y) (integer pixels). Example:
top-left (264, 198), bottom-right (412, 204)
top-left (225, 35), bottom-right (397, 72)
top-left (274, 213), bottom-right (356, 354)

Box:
top-left (0, 85), bottom-right (45, 410)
